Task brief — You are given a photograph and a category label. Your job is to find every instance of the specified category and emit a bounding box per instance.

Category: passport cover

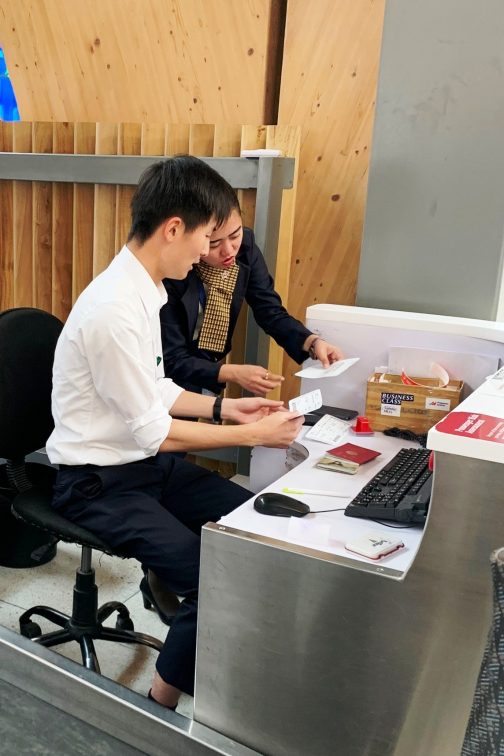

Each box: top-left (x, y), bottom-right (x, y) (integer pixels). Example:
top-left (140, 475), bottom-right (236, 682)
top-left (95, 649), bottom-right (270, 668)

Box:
top-left (326, 442), bottom-right (381, 466)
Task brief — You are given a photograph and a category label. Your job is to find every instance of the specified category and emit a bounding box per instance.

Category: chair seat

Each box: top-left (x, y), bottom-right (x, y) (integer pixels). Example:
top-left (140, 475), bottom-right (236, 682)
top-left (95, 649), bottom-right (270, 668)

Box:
top-left (12, 487), bottom-right (114, 555)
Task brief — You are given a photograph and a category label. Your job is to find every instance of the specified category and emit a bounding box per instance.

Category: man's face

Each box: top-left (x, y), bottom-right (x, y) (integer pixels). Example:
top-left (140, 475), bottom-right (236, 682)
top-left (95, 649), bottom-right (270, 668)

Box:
top-left (205, 210), bottom-right (243, 269)
top-left (165, 220), bottom-right (214, 279)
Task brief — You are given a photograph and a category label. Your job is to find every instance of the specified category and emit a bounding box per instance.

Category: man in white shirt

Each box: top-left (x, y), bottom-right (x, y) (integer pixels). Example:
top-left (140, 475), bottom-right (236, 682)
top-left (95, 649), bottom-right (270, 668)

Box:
top-left (47, 156), bottom-right (303, 711)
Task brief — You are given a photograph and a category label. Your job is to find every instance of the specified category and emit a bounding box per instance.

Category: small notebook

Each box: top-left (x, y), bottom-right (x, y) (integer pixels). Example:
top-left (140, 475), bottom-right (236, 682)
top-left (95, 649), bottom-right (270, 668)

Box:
top-left (315, 442), bottom-right (381, 475)
top-left (326, 443), bottom-right (381, 466)
top-left (315, 458), bottom-right (359, 475)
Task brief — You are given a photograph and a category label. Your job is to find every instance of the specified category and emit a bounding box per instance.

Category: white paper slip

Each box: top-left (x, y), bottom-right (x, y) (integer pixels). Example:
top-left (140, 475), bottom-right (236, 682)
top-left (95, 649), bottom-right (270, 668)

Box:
top-left (295, 357), bottom-right (360, 380)
top-left (304, 414), bottom-right (350, 444)
top-left (287, 517), bottom-right (331, 547)
top-left (288, 389), bottom-right (322, 414)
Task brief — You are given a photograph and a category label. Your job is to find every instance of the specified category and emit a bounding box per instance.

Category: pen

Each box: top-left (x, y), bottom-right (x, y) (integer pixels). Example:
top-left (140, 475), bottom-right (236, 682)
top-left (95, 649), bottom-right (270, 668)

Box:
top-left (282, 487), bottom-right (349, 498)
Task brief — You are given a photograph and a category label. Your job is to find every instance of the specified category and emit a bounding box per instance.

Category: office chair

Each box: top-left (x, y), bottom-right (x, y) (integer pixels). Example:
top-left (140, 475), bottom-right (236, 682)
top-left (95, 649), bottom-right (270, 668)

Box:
top-left (0, 307), bottom-right (162, 672)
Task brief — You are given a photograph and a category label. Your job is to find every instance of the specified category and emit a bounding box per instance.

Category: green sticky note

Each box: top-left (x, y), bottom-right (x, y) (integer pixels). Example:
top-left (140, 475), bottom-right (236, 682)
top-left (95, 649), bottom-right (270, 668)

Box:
top-left (156, 356), bottom-right (162, 366)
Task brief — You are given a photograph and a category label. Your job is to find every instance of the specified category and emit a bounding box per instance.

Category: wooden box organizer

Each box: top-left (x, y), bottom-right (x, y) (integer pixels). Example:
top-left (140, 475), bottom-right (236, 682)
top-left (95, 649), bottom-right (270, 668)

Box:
top-left (364, 372), bottom-right (464, 434)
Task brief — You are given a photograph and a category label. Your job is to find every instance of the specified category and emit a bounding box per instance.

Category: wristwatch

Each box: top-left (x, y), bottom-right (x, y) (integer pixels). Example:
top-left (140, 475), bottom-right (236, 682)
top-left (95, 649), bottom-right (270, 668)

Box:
top-left (212, 395), bottom-right (223, 424)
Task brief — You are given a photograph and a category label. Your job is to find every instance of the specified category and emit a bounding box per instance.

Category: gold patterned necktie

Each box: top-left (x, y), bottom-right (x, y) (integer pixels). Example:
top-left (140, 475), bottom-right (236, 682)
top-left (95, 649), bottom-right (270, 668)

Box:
top-left (195, 260), bottom-right (239, 352)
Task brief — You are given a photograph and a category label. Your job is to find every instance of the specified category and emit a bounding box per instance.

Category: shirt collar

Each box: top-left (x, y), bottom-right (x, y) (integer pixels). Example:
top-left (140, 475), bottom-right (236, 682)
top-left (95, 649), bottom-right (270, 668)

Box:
top-left (117, 245), bottom-right (168, 316)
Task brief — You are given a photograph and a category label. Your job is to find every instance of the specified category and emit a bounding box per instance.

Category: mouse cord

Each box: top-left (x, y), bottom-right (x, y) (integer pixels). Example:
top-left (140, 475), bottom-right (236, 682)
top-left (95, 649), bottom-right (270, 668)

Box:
top-left (307, 510), bottom-right (418, 526)
top-left (371, 519), bottom-right (417, 529)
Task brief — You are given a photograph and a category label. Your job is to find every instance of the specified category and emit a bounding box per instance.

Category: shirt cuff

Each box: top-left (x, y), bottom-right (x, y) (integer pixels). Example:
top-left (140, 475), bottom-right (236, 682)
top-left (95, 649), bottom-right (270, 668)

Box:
top-left (158, 377), bottom-right (185, 410)
top-left (126, 404), bottom-right (172, 456)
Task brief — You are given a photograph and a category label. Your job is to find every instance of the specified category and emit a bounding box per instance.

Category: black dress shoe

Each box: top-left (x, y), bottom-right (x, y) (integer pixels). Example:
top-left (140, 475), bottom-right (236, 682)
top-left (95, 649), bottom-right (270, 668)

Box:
top-left (140, 571), bottom-right (180, 626)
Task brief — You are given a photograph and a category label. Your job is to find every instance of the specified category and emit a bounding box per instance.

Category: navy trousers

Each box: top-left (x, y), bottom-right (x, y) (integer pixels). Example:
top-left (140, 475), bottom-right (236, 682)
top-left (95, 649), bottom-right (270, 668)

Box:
top-left (51, 453), bottom-right (250, 695)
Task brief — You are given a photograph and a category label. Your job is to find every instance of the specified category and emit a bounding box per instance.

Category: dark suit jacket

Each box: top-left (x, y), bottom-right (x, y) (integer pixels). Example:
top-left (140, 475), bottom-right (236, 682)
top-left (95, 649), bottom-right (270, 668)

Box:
top-left (160, 228), bottom-right (312, 393)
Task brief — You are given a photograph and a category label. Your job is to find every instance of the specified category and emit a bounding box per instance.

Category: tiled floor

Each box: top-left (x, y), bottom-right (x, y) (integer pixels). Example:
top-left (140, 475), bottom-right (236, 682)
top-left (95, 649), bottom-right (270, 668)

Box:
top-left (0, 472), bottom-right (251, 721)
top-left (0, 542), bottom-right (199, 713)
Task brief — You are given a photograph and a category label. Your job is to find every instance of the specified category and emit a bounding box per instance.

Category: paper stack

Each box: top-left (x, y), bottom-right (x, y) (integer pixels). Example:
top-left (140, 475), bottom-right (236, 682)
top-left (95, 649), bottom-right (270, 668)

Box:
top-left (315, 442), bottom-right (381, 475)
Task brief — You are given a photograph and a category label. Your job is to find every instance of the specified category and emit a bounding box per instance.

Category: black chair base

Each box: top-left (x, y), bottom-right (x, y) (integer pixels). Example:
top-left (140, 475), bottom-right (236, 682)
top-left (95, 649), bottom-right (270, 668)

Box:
top-left (19, 563), bottom-right (163, 674)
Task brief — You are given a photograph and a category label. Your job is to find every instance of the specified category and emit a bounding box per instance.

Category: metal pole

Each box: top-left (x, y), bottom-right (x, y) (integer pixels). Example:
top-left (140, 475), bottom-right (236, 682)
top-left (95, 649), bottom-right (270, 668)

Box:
top-left (237, 157), bottom-right (294, 475)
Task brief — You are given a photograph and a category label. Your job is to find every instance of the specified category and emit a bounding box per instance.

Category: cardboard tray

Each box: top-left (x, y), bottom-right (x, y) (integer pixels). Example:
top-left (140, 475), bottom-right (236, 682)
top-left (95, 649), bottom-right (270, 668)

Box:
top-left (365, 372), bottom-right (464, 434)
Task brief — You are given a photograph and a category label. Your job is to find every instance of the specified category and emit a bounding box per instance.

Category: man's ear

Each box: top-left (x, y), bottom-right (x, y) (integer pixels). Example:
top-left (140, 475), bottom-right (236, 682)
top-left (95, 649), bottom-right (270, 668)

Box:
top-left (161, 216), bottom-right (184, 242)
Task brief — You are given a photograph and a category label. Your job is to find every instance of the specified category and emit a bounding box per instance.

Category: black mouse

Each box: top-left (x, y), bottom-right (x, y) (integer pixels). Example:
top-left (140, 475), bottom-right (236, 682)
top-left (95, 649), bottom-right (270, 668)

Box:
top-left (254, 492), bottom-right (310, 518)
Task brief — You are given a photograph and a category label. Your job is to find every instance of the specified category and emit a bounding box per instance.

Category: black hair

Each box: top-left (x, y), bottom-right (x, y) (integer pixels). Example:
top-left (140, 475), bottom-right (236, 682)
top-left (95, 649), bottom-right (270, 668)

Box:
top-left (128, 155), bottom-right (239, 244)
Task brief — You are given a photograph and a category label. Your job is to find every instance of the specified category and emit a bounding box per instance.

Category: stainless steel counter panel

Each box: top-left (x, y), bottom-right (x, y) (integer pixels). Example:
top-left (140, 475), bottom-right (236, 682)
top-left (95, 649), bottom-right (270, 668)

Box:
top-left (194, 452), bottom-right (503, 755)
top-left (0, 626), bottom-right (259, 756)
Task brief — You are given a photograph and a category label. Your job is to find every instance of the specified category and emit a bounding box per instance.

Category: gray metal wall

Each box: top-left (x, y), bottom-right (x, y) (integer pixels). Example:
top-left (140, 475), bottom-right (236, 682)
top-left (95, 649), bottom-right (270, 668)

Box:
top-left (356, 0), bottom-right (504, 319)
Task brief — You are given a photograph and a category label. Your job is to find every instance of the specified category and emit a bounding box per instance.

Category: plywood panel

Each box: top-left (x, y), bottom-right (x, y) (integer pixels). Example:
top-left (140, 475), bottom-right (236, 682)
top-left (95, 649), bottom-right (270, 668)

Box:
top-left (52, 122), bottom-right (74, 320)
top-left (93, 123), bottom-right (118, 275)
top-left (189, 125), bottom-right (215, 157)
top-left (116, 123), bottom-right (142, 249)
top-left (32, 122), bottom-right (53, 312)
top-left (213, 125), bottom-right (243, 402)
top-left (2, 0), bottom-right (271, 124)
top-left (12, 122), bottom-right (33, 307)
top-left (265, 124), bottom-right (301, 398)
top-left (165, 124), bottom-right (190, 155)
top-left (212, 125), bottom-right (242, 158)
top-left (278, 0), bottom-right (385, 400)
top-left (223, 125), bottom-right (268, 392)
top-left (73, 123), bottom-right (96, 303)
top-left (240, 125), bottom-right (266, 227)
top-left (141, 124), bottom-right (167, 157)
top-left (0, 123), bottom-right (14, 310)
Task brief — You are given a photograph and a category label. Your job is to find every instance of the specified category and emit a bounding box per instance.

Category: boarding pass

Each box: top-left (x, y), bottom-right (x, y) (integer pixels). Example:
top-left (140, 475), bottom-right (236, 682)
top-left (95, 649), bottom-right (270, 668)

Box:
top-left (288, 389), bottom-right (322, 414)
top-left (304, 414), bottom-right (350, 444)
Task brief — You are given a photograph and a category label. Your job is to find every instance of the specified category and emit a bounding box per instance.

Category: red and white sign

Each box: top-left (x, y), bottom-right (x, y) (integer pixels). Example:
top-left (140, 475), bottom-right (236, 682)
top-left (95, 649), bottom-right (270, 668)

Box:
top-left (435, 412), bottom-right (504, 443)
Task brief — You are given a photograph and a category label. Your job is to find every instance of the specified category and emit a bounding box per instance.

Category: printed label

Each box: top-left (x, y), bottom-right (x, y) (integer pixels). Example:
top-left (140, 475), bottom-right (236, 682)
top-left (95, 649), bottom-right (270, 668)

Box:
top-left (380, 392), bottom-right (414, 405)
top-left (381, 403), bottom-right (401, 417)
top-left (425, 397), bottom-right (451, 411)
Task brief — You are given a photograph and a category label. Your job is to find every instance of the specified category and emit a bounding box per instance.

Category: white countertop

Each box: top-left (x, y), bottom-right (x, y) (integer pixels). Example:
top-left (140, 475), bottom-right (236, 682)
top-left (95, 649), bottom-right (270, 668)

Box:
top-left (428, 370), bottom-right (504, 463)
top-left (306, 304), bottom-right (504, 342)
top-left (220, 431), bottom-right (425, 576)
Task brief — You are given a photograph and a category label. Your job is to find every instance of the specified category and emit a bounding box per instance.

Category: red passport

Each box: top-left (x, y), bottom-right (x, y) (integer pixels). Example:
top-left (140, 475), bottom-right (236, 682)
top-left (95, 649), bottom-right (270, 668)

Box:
top-left (326, 442), bottom-right (381, 466)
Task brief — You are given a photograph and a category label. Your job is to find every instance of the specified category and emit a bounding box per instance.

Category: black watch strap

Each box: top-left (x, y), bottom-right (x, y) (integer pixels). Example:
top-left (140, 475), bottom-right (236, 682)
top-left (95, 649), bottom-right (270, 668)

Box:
top-left (308, 336), bottom-right (320, 360)
top-left (213, 395), bottom-right (223, 424)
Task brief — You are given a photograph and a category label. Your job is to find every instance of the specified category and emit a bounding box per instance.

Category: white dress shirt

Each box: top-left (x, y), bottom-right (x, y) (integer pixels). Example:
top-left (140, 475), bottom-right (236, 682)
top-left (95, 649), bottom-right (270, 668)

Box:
top-left (46, 246), bottom-right (184, 466)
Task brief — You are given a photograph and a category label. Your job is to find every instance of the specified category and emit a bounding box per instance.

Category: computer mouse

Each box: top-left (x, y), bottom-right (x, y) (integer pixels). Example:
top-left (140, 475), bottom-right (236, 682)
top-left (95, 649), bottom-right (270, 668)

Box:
top-left (254, 492), bottom-right (310, 518)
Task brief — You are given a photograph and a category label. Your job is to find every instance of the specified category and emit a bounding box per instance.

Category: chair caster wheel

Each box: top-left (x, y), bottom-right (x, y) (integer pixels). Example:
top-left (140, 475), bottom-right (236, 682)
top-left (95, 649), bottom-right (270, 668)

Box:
top-left (116, 615), bottom-right (134, 631)
top-left (20, 621), bottom-right (42, 639)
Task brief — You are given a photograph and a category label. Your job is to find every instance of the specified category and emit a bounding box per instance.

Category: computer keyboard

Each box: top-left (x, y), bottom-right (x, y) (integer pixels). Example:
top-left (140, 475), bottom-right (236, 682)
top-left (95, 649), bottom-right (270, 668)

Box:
top-left (344, 447), bottom-right (433, 524)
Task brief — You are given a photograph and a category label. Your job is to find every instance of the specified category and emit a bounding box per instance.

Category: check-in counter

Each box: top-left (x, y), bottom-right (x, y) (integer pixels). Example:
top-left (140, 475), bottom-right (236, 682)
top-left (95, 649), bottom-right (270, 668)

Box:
top-left (193, 305), bottom-right (504, 756)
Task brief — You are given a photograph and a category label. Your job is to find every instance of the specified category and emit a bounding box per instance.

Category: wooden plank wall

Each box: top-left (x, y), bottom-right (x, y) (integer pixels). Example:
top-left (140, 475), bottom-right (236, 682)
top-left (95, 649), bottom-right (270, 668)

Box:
top-left (0, 0), bottom-right (272, 124)
top-left (0, 0), bottom-right (386, 406)
top-left (0, 122), bottom-right (299, 401)
top-left (278, 0), bottom-right (386, 400)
